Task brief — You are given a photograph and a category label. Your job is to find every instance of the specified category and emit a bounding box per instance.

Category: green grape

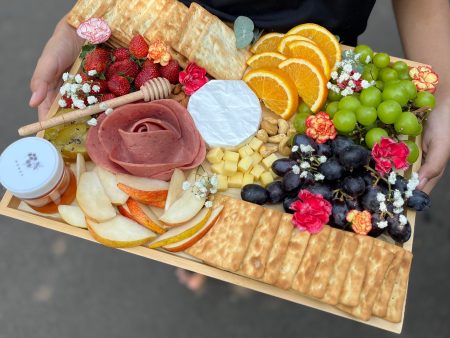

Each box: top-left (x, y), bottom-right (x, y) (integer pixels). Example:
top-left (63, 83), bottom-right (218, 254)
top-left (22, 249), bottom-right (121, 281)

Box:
top-left (403, 140), bottom-right (419, 164)
top-left (399, 80), bottom-right (417, 100)
top-left (355, 44), bottom-right (374, 64)
top-left (293, 112), bottom-right (311, 133)
top-left (377, 100), bottom-right (402, 124)
top-left (392, 61), bottom-right (409, 74)
top-left (338, 96), bottom-right (360, 111)
top-left (356, 106), bottom-right (377, 126)
top-left (375, 80), bottom-right (384, 91)
top-left (382, 84), bottom-right (409, 106)
top-left (373, 53), bottom-right (390, 68)
top-left (298, 102), bottom-right (313, 114)
top-left (362, 64), bottom-right (379, 81)
top-left (394, 112), bottom-right (421, 136)
top-left (398, 72), bottom-right (411, 80)
top-left (333, 110), bottom-right (357, 133)
top-left (414, 91), bottom-right (436, 109)
top-left (411, 123), bottom-right (423, 137)
top-left (328, 90), bottom-right (342, 102)
top-left (380, 67), bottom-right (398, 82)
top-left (360, 87), bottom-right (382, 107)
top-left (326, 101), bottom-right (339, 117)
top-left (365, 128), bottom-right (389, 148)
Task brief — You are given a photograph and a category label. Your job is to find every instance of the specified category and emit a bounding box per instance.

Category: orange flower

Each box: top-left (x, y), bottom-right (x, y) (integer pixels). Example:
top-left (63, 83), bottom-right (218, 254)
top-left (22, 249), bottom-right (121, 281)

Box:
top-left (147, 39), bottom-right (171, 66)
top-left (305, 111), bottom-right (337, 144)
top-left (346, 210), bottom-right (372, 235)
top-left (409, 66), bottom-right (439, 94)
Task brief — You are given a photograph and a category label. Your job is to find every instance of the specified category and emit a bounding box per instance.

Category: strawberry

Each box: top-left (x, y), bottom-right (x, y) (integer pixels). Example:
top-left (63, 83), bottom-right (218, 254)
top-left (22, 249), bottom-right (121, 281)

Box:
top-left (134, 64), bottom-right (161, 89)
top-left (84, 47), bottom-right (111, 74)
top-left (160, 59), bottom-right (180, 84)
top-left (142, 58), bottom-right (154, 69)
top-left (91, 79), bottom-right (108, 94)
top-left (113, 47), bottom-right (130, 62)
top-left (106, 59), bottom-right (140, 80)
top-left (129, 35), bottom-right (149, 59)
top-left (107, 75), bottom-right (130, 96)
top-left (99, 93), bottom-right (116, 102)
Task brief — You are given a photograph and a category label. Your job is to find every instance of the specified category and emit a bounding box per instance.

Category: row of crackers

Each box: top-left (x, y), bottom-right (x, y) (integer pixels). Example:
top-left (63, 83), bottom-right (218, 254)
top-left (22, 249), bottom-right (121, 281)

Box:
top-left (186, 195), bottom-right (413, 323)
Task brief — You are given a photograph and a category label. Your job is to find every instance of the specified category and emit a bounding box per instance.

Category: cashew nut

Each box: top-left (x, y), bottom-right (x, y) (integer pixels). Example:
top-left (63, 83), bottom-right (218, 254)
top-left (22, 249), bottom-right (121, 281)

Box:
top-left (287, 127), bottom-right (297, 138)
top-left (263, 116), bottom-right (278, 124)
top-left (261, 120), bottom-right (278, 136)
top-left (268, 133), bottom-right (287, 143)
top-left (259, 144), bottom-right (278, 157)
top-left (256, 129), bottom-right (269, 143)
top-left (278, 136), bottom-right (291, 156)
top-left (277, 119), bottom-right (289, 135)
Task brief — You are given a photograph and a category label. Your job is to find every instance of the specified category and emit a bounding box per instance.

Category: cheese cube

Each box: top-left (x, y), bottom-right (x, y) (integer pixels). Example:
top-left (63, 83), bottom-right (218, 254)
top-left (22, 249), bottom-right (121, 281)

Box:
top-left (250, 164), bottom-right (265, 179)
top-left (210, 161), bottom-right (225, 175)
top-left (206, 148), bottom-right (224, 164)
top-left (262, 153), bottom-right (278, 170)
top-left (238, 145), bottom-right (254, 158)
top-left (248, 137), bottom-right (264, 151)
top-left (260, 171), bottom-right (274, 187)
top-left (223, 161), bottom-right (238, 176)
top-left (228, 172), bottom-right (243, 188)
top-left (238, 156), bottom-right (253, 172)
top-left (217, 175), bottom-right (228, 191)
top-left (251, 152), bottom-right (263, 166)
top-left (242, 173), bottom-right (254, 186)
top-left (223, 150), bottom-right (239, 162)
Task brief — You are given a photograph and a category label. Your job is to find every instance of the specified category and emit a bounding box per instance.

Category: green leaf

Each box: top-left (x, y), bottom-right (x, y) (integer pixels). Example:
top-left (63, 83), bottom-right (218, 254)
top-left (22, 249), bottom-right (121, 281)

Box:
top-left (234, 16), bottom-right (255, 49)
top-left (80, 44), bottom-right (96, 59)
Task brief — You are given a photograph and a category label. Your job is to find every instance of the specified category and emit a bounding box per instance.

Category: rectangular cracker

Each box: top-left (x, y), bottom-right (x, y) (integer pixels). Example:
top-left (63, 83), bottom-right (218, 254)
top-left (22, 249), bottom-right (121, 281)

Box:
top-left (291, 226), bottom-right (331, 294)
top-left (322, 233), bottom-right (359, 305)
top-left (262, 213), bottom-right (294, 284)
top-left (240, 209), bottom-right (283, 279)
top-left (67, 0), bottom-right (115, 28)
top-left (274, 228), bottom-right (311, 290)
top-left (308, 228), bottom-right (345, 299)
top-left (385, 251), bottom-right (413, 323)
top-left (338, 235), bottom-right (374, 307)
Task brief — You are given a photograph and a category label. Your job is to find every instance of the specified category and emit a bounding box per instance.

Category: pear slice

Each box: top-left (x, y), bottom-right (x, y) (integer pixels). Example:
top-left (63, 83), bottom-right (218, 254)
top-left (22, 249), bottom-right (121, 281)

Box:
top-left (76, 153), bottom-right (86, 184)
top-left (86, 215), bottom-right (157, 248)
top-left (94, 166), bottom-right (129, 205)
top-left (148, 208), bottom-right (212, 248)
top-left (117, 203), bottom-right (134, 220)
top-left (159, 189), bottom-right (206, 225)
top-left (116, 173), bottom-right (169, 191)
top-left (165, 169), bottom-right (185, 211)
top-left (126, 198), bottom-right (166, 234)
top-left (58, 205), bottom-right (87, 228)
top-left (76, 171), bottom-right (116, 222)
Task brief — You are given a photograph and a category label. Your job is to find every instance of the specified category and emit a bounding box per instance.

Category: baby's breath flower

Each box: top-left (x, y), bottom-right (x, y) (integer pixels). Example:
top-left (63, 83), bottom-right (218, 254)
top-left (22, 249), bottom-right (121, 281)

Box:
top-left (352, 72), bottom-right (361, 80)
top-left (58, 99), bottom-right (67, 108)
top-left (399, 214), bottom-right (408, 225)
top-left (343, 63), bottom-right (353, 73)
top-left (74, 74), bottom-right (83, 84)
top-left (92, 85), bottom-right (100, 93)
top-left (361, 80), bottom-right (372, 89)
top-left (87, 118), bottom-right (97, 126)
top-left (292, 165), bottom-right (300, 175)
top-left (393, 199), bottom-right (404, 208)
top-left (300, 161), bottom-right (310, 169)
top-left (99, 102), bottom-right (108, 110)
top-left (377, 220), bottom-right (388, 229)
top-left (404, 190), bottom-right (413, 198)
top-left (388, 172), bottom-right (397, 185)
top-left (300, 171), bottom-right (308, 178)
top-left (331, 71), bottom-right (338, 80)
top-left (73, 98), bottom-right (86, 109)
top-left (62, 72), bottom-right (69, 81)
top-left (291, 145), bottom-right (299, 152)
top-left (379, 202), bottom-right (387, 213)
top-left (210, 174), bottom-right (218, 187)
top-left (87, 95), bottom-right (97, 105)
top-left (365, 55), bottom-right (371, 63)
top-left (327, 82), bottom-right (332, 89)
top-left (376, 192), bottom-right (386, 202)
top-left (393, 189), bottom-right (402, 201)
top-left (105, 108), bottom-right (113, 115)
top-left (299, 144), bottom-right (314, 153)
top-left (82, 83), bottom-right (91, 94)
top-left (182, 181), bottom-right (191, 191)
top-left (314, 173), bottom-right (325, 181)
top-left (70, 83), bottom-right (80, 93)
top-left (87, 70), bottom-right (97, 76)
top-left (309, 156), bottom-right (315, 162)
top-left (319, 156), bottom-right (327, 163)
top-left (204, 200), bottom-right (213, 208)
top-left (393, 207), bottom-right (404, 214)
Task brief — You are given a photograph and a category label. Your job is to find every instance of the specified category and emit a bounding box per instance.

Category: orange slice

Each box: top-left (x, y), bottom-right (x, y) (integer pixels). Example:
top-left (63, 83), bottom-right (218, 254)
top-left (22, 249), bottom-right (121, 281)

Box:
top-left (278, 58), bottom-right (327, 112)
top-left (246, 52), bottom-right (287, 69)
top-left (287, 23), bottom-right (341, 69)
top-left (277, 35), bottom-right (315, 55)
top-left (243, 68), bottom-right (299, 119)
top-left (288, 41), bottom-right (330, 78)
top-left (250, 33), bottom-right (284, 54)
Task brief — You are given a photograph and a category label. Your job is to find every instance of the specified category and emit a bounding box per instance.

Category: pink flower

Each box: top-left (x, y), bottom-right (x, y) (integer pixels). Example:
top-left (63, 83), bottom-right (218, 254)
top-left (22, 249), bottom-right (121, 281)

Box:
top-left (290, 190), bottom-right (332, 234)
top-left (409, 66), bottom-right (439, 94)
top-left (77, 18), bottom-right (111, 44)
top-left (371, 137), bottom-right (409, 176)
top-left (305, 112), bottom-right (337, 144)
top-left (179, 62), bottom-right (208, 95)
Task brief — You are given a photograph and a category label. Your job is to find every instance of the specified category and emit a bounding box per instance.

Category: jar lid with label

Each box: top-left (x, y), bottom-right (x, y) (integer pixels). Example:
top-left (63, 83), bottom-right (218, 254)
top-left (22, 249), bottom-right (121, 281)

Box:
top-left (0, 137), bottom-right (64, 199)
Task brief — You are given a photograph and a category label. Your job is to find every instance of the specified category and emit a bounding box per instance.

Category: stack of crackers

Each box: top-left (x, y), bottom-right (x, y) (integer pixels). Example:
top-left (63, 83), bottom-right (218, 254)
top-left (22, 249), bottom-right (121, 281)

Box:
top-left (186, 195), bottom-right (413, 323)
top-left (67, 0), bottom-right (251, 80)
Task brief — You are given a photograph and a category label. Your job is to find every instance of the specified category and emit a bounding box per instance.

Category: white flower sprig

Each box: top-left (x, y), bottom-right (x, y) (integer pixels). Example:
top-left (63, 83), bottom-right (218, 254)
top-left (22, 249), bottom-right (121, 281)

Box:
top-left (182, 170), bottom-right (218, 208)
top-left (58, 72), bottom-right (100, 110)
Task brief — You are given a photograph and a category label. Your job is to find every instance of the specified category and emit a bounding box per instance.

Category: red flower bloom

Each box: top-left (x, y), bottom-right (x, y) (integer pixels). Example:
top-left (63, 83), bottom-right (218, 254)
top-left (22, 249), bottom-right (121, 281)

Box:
top-left (179, 62), bottom-right (208, 95)
top-left (290, 190), bottom-right (332, 234)
top-left (305, 112), bottom-right (337, 144)
top-left (371, 137), bottom-right (410, 176)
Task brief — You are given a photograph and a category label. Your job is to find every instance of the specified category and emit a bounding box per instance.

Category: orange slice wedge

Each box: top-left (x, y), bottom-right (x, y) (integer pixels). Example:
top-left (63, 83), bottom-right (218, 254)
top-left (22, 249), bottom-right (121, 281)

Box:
top-left (243, 68), bottom-right (299, 119)
top-left (246, 52), bottom-right (287, 69)
top-left (287, 23), bottom-right (341, 69)
top-left (250, 33), bottom-right (284, 54)
top-left (277, 34), bottom-right (315, 55)
top-left (278, 58), bottom-right (327, 113)
top-left (288, 41), bottom-right (330, 78)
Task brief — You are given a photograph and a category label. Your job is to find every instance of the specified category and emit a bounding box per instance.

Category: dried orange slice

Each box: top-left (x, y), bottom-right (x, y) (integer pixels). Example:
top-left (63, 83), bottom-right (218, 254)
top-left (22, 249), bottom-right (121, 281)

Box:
top-left (288, 41), bottom-right (330, 78)
top-left (250, 33), bottom-right (284, 54)
top-left (243, 68), bottom-right (299, 119)
top-left (287, 23), bottom-right (341, 69)
top-left (278, 58), bottom-right (327, 113)
top-left (277, 34), bottom-right (315, 55)
top-left (246, 52), bottom-right (287, 69)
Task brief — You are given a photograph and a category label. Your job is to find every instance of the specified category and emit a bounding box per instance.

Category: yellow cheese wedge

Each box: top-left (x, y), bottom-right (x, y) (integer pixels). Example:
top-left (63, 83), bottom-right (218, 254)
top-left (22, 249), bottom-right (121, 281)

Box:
top-left (217, 175), bottom-right (228, 191)
top-left (262, 153), bottom-right (278, 170)
top-left (211, 161), bottom-right (225, 175)
top-left (260, 171), bottom-right (274, 187)
top-left (250, 164), bottom-right (265, 179)
top-left (206, 148), bottom-right (224, 164)
top-left (243, 173), bottom-right (254, 186)
top-left (223, 150), bottom-right (239, 162)
top-left (238, 156), bottom-right (253, 172)
top-left (248, 137), bottom-right (263, 152)
top-left (228, 172), bottom-right (244, 188)
top-left (223, 161), bottom-right (238, 176)
top-left (238, 145), bottom-right (254, 158)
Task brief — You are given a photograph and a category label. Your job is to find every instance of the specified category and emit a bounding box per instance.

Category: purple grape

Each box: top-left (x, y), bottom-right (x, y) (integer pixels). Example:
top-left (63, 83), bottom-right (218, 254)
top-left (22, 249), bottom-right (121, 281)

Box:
top-left (342, 176), bottom-right (366, 197)
top-left (271, 159), bottom-right (298, 177)
top-left (241, 184), bottom-right (269, 205)
top-left (406, 190), bottom-right (431, 211)
top-left (338, 145), bottom-right (370, 171)
top-left (330, 199), bottom-right (349, 229)
top-left (283, 195), bottom-right (299, 213)
top-left (387, 216), bottom-right (411, 243)
top-left (319, 158), bottom-right (345, 181)
top-left (266, 181), bottom-right (286, 204)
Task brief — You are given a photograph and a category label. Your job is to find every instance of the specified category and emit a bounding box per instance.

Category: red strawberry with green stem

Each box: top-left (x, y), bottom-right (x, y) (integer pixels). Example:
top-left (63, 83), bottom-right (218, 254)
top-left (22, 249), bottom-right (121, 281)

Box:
top-left (129, 35), bottom-right (149, 59)
top-left (134, 63), bottom-right (161, 89)
top-left (160, 59), bottom-right (180, 84)
top-left (106, 59), bottom-right (140, 80)
top-left (84, 47), bottom-right (111, 74)
top-left (113, 47), bottom-right (130, 62)
top-left (107, 75), bottom-right (130, 96)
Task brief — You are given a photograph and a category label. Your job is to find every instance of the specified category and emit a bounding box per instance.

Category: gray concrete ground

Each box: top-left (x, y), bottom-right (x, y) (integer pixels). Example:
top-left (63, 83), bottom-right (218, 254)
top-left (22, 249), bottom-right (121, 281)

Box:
top-left (0, 1), bottom-right (449, 337)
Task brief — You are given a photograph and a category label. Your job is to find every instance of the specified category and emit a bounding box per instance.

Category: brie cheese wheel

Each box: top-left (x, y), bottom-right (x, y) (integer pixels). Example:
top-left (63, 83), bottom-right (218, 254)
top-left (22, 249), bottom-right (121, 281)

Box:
top-left (187, 80), bottom-right (262, 148)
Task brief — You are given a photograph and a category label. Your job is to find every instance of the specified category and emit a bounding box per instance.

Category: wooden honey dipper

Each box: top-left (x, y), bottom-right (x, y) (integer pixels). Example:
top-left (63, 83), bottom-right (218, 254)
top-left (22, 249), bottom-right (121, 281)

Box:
top-left (18, 77), bottom-right (172, 136)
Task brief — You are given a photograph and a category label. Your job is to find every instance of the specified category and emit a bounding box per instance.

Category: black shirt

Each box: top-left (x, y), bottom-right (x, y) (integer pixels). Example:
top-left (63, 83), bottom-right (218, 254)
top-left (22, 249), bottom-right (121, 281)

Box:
top-left (180, 0), bottom-right (376, 45)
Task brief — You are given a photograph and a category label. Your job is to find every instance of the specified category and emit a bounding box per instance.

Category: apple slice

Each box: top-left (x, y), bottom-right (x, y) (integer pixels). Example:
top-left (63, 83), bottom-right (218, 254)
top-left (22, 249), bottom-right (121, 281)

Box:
top-left (94, 166), bottom-right (129, 205)
top-left (117, 183), bottom-right (168, 207)
top-left (159, 189), bottom-right (206, 225)
top-left (126, 198), bottom-right (166, 234)
top-left (58, 205), bottom-right (87, 229)
top-left (76, 153), bottom-right (86, 184)
top-left (147, 207), bottom-right (212, 248)
top-left (86, 215), bottom-right (157, 248)
top-left (165, 169), bottom-right (185, 211)
top-left (117, 203), bottom-right (134, 220)
top-left (164, 206), bottom-right (223, 252)
top-left (116, 173), bottom-right (169, 191)
top-left (76, 171), bottom-right (116, 222)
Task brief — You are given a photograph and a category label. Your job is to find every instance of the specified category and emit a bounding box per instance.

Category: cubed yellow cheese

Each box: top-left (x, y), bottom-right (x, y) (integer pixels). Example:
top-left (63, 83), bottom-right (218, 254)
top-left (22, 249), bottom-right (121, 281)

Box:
top-left (210, 161), bottom-right (225, 175)
top-left (248, 137), bottom-right (263, 151)
top-left (251, 152), bottom-right (263, 166)
top-left (223, 161), bottom-right (238, 176)
top-left (206, 148), bottom-right (224, 164)
top-left (238, 145), bottom-right (254, 158)
top-left (223, 150), bottom-right (239, 162)
top-left (238, 156), bottom-right (253, 172)
top-left (262, 153), bottom-right (278, 170)
top-left (260, 172), bottom-right (274, 187)
top-left (250, 164), bottom-right (265, 179)
top-left (217, 175), bottom-right (228, 191)
top-left (228, 172), bottom-right (244, 188)
top-left (242, 173), bottom-right (254, 186)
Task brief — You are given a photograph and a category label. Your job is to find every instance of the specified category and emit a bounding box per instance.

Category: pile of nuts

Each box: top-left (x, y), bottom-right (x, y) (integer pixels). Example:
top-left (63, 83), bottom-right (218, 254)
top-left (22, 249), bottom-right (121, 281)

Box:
top-left (257, 117), bottom-right (296, 157)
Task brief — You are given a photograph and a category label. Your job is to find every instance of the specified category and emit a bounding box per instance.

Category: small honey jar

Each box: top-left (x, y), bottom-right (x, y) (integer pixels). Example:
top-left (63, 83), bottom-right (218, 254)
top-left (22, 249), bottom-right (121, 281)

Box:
top-left (0, 137), bottom-right (76, 214)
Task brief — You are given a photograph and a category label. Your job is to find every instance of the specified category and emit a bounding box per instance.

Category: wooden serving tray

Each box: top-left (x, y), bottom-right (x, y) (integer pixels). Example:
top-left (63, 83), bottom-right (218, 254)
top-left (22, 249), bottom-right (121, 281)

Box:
top-left (0, 48), bottom-right (426, 334)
